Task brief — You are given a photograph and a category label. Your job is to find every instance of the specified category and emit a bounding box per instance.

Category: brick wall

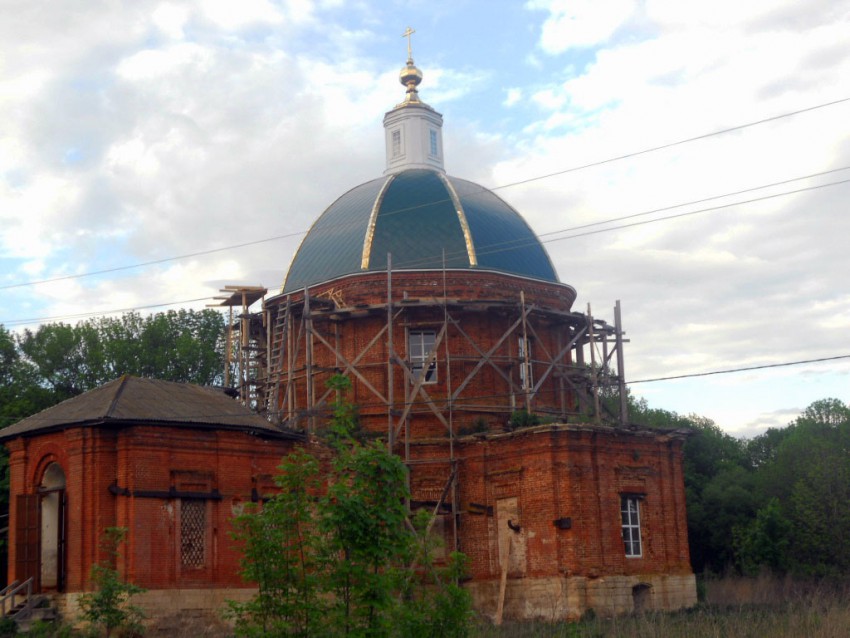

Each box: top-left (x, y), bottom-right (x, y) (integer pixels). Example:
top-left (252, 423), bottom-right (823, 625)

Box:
top-left (6, 425), bottom-right (294, 592)
top-left (270, 270), bottom-right (582, 438)
top-left (405, 423), bottom-right (694, 619)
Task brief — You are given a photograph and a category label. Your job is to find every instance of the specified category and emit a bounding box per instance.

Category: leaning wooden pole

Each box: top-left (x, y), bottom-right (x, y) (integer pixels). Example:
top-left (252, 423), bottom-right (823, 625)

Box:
top-left (224, 305), bottom-right (233, 388)
top-left (304, 288), bottom-right (314, 433)
top-left (520, 290), bottom-right (531, 412)
top-left (387, 254), bottom-right (394, 452)
top-left (615, 300), bottom-right (628, 427)
top-left (587, 303), bottom-right (601, 424)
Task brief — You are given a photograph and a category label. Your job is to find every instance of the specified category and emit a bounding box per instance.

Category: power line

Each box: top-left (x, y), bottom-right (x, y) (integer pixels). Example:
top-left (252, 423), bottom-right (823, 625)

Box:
top-left (539, 165), bottom-right (850, 237)
top-left (489, 96), bottom-right (850, 192)
top-left (375, 174), bottom-right (850, 270)
top-left (2, 297), bottom-right (215, 327)
top-left (3, 353), bottom-right (844, 427)
top-left (629, 355), bottom-right (850, 384)
top-left (540, 177), bottom-right (850, 245)
top-left (0, 233), bottom-right (304, 292)
top-left (4, 171), bottom-right (848, 327)
top-left (2, 96), bottom-right (847, 292)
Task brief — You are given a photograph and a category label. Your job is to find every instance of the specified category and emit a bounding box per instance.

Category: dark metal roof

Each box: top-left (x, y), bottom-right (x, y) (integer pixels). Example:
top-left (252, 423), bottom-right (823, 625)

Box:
top-left (282, 168), bottom-right (559, 293)
top-left (0, 376), bottom-right (301, 441)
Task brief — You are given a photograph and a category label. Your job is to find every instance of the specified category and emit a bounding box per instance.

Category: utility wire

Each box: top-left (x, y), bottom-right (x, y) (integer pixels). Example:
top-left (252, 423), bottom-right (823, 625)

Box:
top-left (371, 175), bottom-right (850, 270)
top-left (4, 172), bottom-right (848, 326)
top-left (2, 297), bottom-right (213, 327)
top-left (4, 353), bottom-right (845, 426)
top-left (488, 96), bottom-right (850, 192)
top-left (629, 355), bottom-right (850, 384)
top-left (2, 96), bottom-right (847, 293)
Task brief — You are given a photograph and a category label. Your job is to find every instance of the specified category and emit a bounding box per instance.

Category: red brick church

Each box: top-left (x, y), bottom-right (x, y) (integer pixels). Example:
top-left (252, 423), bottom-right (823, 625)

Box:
top-left (2, 48), bottom-right (696, 623)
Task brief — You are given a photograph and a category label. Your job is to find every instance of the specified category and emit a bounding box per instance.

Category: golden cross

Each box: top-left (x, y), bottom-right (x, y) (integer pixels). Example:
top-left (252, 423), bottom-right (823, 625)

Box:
top-left (402, 26), bottom-right (415, 60)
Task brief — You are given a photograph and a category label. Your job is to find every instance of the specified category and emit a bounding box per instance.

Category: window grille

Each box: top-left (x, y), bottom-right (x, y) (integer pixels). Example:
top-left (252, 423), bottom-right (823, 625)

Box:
top-left (181, 499), bottom-right (206, 568)
top-left (430, 129), bottom-right (438, 156)
top-left (621, 495), bottom-right (642, 557)
top-left (392, 130), bottom-right (402, 157)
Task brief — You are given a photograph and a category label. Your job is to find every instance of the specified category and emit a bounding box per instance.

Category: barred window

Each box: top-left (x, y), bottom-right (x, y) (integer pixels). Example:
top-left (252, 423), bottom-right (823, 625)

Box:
top-left (181, 499), bottom-right (206, 568)
top-left (621, 495), bottom-right (642, 558)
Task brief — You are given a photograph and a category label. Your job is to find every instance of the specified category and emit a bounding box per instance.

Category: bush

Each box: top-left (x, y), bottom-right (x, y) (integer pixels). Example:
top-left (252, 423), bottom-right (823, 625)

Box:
top-left (77, 527), bottom-right (146, 637)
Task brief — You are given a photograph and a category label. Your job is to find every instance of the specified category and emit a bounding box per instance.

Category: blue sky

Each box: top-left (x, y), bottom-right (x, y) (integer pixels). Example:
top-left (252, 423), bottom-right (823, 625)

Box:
top-left (2, 0), bottom-right (849, 437)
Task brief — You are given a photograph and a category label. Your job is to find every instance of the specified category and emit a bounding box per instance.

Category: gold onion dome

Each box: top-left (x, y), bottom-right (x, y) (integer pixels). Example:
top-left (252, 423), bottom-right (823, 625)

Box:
top-left (399, 58), bottom-right (423, 103)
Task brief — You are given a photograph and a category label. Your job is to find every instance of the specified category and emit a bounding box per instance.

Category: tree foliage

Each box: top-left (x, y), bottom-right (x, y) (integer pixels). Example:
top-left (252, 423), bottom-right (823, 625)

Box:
top-left (77, 527), bottom-right (146, 637)
top-left (227, 376), bottom-right (473, 637)
top-left (629, 395), bottom-right (850, 577)
top-left (15, 309), bottom-right (226, 400)
top-left (0, 309), bottom-right (226, 431)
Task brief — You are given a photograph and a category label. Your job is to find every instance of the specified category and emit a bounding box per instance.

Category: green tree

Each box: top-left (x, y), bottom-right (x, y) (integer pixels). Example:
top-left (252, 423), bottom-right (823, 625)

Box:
top-left (227, 450), bottom-right (323, 637)
top-left (743, 398), bottom-right (850, 575)
top-left (77, 527), bottom-right (146, 637)
top-left (15, 309), bottom-right (227, 397)
top-left (320, 440), bottom-right (413, 636)
top-left (733, 498), bottom-right (791, 575)
top-left (229, 375), bottom-right (472, 638)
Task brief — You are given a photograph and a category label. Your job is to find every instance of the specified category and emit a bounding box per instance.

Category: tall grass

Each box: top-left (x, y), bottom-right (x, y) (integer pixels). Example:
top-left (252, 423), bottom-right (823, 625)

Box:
top-left (475, 574), bottom-right (850, 638)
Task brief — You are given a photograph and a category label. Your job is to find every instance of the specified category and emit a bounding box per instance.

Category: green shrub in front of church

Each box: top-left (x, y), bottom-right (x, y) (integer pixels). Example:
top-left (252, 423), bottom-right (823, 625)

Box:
top-left (226, 375), bottom-right (473, 637)
top-left (225, 449), bottom-right (322, 637)
top-left (77, 527), bottom-right (146, 638)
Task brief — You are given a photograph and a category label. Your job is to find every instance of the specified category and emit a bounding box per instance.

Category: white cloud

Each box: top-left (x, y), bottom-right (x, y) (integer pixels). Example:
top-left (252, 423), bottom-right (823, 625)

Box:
top-left (2, 0), bottom-right (848, 434)
top-left (504, 88), bottom-right (523, 107)
top-left (200, 0), bottom-right (285, 29)
top-left (152, 3), bottom-right (191, 40)
top-left (528, 0), bottom-right (638, 52)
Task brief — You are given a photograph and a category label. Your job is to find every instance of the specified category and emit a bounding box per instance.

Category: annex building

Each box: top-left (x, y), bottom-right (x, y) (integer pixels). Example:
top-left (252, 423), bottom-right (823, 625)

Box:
top-left (2, 47), bottom-right (696, 625)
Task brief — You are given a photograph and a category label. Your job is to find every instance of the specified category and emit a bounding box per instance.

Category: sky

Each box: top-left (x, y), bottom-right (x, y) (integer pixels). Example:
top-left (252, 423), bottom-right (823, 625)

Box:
top-left (1, 0), bottom-right (848, 438)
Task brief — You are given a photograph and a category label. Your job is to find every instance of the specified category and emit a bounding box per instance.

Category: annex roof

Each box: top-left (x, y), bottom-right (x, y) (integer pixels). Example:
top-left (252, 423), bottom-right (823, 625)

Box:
top-left (0, 375), bottom-right (300, 441)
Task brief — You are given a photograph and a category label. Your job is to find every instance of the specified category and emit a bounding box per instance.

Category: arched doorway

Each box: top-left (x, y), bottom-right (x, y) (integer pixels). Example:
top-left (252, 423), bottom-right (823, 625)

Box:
top-left (39, 463), bottom-right (66, 591)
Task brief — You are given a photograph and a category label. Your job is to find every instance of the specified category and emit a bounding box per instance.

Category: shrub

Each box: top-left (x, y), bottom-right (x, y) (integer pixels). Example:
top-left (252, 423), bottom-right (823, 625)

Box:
top-left (77, 527), bottom-right (146, 637)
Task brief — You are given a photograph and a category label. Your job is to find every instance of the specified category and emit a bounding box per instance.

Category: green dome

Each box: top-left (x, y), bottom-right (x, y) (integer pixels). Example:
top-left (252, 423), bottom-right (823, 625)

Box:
top-left (282, 169), bottom-right (558, 293)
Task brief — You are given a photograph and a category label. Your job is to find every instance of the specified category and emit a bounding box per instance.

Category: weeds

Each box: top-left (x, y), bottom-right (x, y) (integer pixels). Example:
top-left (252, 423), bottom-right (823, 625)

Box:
top-left (475, 574), bottom-right (850, 638)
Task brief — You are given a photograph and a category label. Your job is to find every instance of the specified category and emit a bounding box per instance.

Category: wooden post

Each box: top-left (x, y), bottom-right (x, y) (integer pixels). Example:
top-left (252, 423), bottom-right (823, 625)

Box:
top-left (387, 254), bottom-right (394, 451)
top-left (304, 288), bottom-right (314, 433)
top-left (495, 535), bottom-right (512, 625)
top-left (520, 291), bottom-right (531, 412)
top-left (224, 305), bottom-right (233, 387)
top-left (588, 304), bottom-right (601, 424)
top-left (615, 300), bottom-right (628, 427)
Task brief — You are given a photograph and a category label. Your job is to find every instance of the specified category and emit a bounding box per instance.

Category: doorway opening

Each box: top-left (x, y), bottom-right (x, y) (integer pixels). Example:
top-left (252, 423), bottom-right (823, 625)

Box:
top-left (39, 463), bottom-right (66, 591)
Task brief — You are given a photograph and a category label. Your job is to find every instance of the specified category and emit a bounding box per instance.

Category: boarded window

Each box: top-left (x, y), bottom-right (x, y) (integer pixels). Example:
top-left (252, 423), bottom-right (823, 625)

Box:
top-left (181, 499), bottom-right (206, 568)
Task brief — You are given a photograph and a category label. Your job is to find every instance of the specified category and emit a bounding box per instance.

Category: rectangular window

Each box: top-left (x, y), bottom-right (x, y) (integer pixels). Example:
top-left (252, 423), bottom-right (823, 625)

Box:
top-left (181, 498), bottom-right (206, 568)
top-left (518, 337), bottom-right (533, 390)
top-left (621, 496), bottom-right (642, 557)
top-left (429, 129), bottom-right (438, 156)
top-left (392, 130), bottom-right (402, 158)
top-left (409, 330), bottom-right (437, 384)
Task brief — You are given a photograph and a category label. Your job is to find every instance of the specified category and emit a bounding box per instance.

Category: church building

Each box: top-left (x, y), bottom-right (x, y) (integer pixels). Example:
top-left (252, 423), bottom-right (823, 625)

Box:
top-left (2, 44), bottom-right (696, 624)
